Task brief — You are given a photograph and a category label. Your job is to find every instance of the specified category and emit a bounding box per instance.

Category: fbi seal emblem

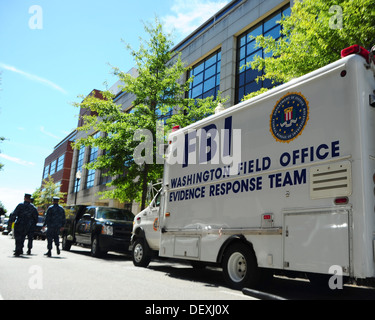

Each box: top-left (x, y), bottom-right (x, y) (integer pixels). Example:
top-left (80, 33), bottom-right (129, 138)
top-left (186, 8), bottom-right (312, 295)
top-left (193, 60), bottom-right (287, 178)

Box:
top-left (270, 92), bottom-right (309, 143)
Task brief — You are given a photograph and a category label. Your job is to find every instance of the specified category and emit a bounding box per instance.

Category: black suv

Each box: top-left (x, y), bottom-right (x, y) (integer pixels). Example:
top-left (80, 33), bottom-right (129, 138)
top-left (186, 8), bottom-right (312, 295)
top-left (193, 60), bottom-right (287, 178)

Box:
top-left (62, 205), bottom-right (134, 257)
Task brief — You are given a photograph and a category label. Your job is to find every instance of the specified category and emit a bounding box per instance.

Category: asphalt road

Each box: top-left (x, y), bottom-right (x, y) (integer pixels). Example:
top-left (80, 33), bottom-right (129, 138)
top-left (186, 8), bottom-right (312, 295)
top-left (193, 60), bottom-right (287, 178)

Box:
top-left (1, 234), bottom-right (375, 301)
top-left (0, 234), bottom-right (253, 301)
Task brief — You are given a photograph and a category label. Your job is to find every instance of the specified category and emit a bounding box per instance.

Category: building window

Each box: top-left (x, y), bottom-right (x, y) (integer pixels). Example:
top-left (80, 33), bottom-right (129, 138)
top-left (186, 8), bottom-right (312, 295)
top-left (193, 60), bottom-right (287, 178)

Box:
top-left (56, 154), bottom-right (65, 172)
top-left (188, 50), bottom-right (221, 100)
top-left (86, 169), bottom-right (95, 189)
top-left (43, 165), bottom-right (50, 179)
top-left (85, 132), bottom-right (100, 189)
top-left (49, 160), bottom-right (57, 175)
top-left (236, 5), bottom-right (290, 103)
top-left (74, 146), bottom-right (85, 193)
top-left (100, 168), bottom-right (112, 185)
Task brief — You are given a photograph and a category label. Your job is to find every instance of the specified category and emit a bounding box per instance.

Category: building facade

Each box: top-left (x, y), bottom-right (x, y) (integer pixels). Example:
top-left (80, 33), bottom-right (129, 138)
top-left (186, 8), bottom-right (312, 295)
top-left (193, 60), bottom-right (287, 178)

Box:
top-left (65, 0), bottom-right (291, 213)
top-left (41, 130), bottom-right (76, 204)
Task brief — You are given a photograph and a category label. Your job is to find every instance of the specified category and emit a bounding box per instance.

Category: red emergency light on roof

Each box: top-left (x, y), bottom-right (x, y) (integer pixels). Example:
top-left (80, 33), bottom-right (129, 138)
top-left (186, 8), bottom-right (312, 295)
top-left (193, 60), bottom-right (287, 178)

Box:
top-left (341, 45), bottom-right (370, 63)
top-left (172, 125), bottom-right (180, 132)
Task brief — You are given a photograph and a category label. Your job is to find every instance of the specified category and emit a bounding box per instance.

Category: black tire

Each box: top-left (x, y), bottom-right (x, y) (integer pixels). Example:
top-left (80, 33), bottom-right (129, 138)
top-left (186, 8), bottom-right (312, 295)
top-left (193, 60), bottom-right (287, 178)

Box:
top-left (222, 242), bottom-right (259, 290)
top-left (91, 235), bottom-right (106, 257)
top-left (132, 238), bottom-right (151, 267)
top-left (62, 234), bottom-right (72, 251)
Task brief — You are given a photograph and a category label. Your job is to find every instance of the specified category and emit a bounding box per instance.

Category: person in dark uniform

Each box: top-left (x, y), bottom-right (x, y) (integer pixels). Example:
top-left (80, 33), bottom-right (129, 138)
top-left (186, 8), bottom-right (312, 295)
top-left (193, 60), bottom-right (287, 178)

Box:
top-left (26, 197), bottom-right (38, 254)
top-left (10, 193), bottom-right (38, 256)
top-left (43, 196), bottom-right (66, 257)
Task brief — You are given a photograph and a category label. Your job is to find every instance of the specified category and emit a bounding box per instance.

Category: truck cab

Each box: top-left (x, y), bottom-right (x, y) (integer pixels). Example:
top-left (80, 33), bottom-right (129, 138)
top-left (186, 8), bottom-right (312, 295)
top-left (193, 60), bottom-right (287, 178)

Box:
top-left (131, 183), bottom-right (161, 266)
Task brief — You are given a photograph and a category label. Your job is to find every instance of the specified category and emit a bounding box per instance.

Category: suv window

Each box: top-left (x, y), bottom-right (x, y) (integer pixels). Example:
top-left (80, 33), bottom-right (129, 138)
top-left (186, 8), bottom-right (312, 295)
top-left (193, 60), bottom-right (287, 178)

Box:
top-left (96, 208), bottom-right (134, 221)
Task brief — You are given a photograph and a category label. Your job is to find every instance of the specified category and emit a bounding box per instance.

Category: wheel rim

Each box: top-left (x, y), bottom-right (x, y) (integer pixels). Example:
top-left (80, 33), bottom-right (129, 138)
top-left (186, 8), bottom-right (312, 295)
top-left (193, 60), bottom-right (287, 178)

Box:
top-left (227, 252), bottom-right (247, 283)
top-left (134, 243), bottom-right (143, 263)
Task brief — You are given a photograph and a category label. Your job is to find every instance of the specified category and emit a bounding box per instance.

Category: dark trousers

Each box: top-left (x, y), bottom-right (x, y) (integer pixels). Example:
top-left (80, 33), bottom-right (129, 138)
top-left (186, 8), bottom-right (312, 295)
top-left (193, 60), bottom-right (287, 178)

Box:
top-left (14, 224), bottom-right (27, 253)
top-left (47, 227), bottom-right (60, 250)
top-left (27, 229), bottom-right (35, 250)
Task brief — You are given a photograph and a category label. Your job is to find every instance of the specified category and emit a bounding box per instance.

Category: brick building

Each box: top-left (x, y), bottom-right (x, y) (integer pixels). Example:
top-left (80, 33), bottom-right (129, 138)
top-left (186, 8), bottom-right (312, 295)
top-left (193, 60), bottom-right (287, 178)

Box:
top-left (41, 130), bottom-right (76, 204)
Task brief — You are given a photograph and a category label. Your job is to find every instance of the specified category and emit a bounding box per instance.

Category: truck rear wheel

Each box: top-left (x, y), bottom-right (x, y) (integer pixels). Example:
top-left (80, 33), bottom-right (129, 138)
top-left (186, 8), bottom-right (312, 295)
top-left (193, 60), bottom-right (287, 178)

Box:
top-left (132, 238), bottom-right (151, 268)
top-left (222, 242), bottom-right (259, 290)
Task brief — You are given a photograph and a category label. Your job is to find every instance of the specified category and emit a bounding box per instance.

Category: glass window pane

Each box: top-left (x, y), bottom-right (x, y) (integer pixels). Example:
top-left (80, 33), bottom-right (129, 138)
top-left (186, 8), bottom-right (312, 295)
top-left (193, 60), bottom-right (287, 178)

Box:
top-left (246, 40), bottom-right (257, 55)
top-left (239, 46), bottom-right (246, 60)
top-left (204, 76), bottom-right (216, 92)
top-left (264, 25), bottom-right (281, 39)
top-left (264, 12), bottom-right (281, 32)
top-left (193, 62), bottom-right (204, 75)
top-left (192, 72), bottom-right (203, 85)
top-left (248, 25), bottom-right (262, 41)
top-left (205, 55), bottom-right (217, 68)
top-left (191, 83), bottom-right (203, 98)
top-left (204, 65), bottom-right (216, 80)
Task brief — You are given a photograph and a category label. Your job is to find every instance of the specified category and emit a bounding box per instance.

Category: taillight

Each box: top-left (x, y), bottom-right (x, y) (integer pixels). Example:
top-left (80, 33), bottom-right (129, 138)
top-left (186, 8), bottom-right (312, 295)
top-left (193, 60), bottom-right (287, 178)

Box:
top-left (341, 45), bottom-right (369, 63)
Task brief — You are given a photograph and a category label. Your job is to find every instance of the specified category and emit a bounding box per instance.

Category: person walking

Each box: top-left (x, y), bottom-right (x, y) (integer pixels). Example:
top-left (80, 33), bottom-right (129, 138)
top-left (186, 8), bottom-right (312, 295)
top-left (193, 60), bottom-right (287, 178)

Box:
top-left (26, 197), bottom-right (38, 254)
top-left (10, 193), bottom-right (38, 256)
top-left (43, 196), bottom-right (66, 257)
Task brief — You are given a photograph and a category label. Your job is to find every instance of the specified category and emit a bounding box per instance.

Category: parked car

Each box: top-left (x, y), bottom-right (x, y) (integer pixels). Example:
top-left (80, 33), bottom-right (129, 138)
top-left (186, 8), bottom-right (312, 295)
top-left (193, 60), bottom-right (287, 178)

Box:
top-left (62, 205), bottom-right (134, 257)
top-left (34, 215), bottom-right (46, 240)
top-left (2, 218), bottom-right (9, 235)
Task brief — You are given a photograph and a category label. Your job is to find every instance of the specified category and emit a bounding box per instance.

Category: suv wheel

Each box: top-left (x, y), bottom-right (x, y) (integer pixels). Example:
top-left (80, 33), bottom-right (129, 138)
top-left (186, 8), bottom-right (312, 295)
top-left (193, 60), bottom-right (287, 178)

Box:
top-left (91, 235), bottom-right (105, 257)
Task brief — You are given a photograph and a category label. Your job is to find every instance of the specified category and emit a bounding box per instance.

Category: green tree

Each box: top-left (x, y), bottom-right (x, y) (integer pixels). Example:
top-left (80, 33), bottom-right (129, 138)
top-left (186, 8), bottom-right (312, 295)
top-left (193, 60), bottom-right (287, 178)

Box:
top-left (243, 0), bottom-right (375, 100)
top-left (0, 201), bottom-right (6, 215)
top-left (33, 175), bottom-right (66, 212)
top-left (75, 18), bottom-right (228, 210)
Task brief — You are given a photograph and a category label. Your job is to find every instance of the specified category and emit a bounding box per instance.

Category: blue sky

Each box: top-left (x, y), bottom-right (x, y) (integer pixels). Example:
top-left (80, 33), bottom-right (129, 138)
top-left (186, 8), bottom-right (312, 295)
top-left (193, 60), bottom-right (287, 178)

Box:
top-left (0, 0), bottom-right (230, 212)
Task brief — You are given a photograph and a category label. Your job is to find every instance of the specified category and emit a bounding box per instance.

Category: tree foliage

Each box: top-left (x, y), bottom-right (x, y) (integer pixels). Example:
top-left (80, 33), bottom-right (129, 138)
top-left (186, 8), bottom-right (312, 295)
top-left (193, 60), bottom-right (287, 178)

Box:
top-left (75, 18), bottom-right (228, 210)
top-left (243, 0), bottom-right (375, 100)
top-left (33, 175), bottom-right (66, 212)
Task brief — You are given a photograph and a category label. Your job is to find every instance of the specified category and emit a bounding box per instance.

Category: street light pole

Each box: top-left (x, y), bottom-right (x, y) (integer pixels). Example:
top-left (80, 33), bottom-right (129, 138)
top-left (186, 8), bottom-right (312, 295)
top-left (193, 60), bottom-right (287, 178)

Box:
top-left (74, 170), bottom-right (81, 205)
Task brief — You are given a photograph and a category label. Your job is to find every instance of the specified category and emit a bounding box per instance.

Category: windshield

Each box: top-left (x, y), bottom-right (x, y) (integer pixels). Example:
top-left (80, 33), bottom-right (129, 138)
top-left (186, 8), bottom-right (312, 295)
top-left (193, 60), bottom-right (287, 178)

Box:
top-left (96, 208), bottom-right (134, 221)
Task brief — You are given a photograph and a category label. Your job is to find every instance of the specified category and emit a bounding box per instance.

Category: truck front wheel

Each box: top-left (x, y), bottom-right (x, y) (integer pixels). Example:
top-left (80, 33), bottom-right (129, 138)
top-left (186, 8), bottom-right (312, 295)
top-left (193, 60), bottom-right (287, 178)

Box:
top-left (132, 238), bottom-right (151, 268)
top-left (222, 242), bottom-right (259, 290)
top-left (91, 235), bottom-right (106, 257)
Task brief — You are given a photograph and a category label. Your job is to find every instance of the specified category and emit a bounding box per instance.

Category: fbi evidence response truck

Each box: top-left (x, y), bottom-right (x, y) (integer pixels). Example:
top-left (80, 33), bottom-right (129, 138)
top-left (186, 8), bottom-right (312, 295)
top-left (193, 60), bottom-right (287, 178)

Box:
top-left (132, 45), bottom-right (375, 289)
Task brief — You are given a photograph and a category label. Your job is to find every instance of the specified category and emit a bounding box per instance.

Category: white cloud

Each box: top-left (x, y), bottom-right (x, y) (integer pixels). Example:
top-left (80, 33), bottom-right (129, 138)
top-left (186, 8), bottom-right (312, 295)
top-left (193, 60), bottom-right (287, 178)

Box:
top-left (0, 154), bottom-right (35, 167)
top-left (162, 0), bottom-right (231, 39)
top-left (0, 62), bottom-right (68, 95)
top-left (40, 126), bottom-right (61, 140)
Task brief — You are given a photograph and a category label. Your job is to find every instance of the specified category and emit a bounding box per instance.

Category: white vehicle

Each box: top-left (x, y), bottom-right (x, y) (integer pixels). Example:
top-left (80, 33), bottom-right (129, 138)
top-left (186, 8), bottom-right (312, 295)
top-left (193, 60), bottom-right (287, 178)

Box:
top-left (132, 45), bottom-right (375, 289)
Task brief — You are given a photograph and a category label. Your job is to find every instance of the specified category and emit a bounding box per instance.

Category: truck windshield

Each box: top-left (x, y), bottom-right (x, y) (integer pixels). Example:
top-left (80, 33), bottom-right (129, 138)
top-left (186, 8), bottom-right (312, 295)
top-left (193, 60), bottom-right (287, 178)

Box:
top-left (96, 208), bottom-right (134, 221)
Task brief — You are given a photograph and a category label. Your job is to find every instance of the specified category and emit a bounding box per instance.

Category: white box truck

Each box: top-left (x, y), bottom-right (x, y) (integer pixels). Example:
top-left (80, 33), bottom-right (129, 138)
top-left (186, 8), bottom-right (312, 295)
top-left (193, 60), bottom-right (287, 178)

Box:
top-left (132, 45), bottom-right (375, 289)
